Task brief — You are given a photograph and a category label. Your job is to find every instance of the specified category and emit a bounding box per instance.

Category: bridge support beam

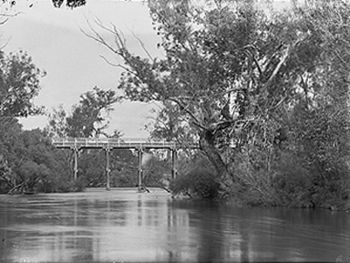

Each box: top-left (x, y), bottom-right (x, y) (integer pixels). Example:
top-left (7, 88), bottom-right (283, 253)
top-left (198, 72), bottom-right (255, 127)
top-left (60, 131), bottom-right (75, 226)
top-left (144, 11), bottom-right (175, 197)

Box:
top-left (138, 149), bottom-right (143, 192)
top-left (171, 150), bottom-right (178, 180)
top-left (73, 148), bottom-right (78, 181)
top-left (105, 148), bottom-right (111, 191)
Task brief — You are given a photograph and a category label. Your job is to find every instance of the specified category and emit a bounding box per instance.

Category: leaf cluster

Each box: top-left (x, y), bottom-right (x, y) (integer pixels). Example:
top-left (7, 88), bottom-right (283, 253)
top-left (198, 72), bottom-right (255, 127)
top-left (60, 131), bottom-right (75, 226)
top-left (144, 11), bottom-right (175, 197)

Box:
top-left (48, 86), bottom-right (120, 138)
top-left (0, 51), bottom-right (45, 118)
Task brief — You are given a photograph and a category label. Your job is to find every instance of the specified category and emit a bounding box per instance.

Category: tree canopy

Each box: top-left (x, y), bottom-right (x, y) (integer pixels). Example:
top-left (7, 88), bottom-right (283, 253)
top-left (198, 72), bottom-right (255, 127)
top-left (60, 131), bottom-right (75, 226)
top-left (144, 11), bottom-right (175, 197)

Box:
top-left (1, 0), bottom-right (86, 9)
top-left (88, 1), bottom-right (322, 189)
top-left (48, 86), bottom-right (120, 137)
top-left (84, 0), bottom-right (350, 203)
top-left (0, 51), bottom-right (45, 118)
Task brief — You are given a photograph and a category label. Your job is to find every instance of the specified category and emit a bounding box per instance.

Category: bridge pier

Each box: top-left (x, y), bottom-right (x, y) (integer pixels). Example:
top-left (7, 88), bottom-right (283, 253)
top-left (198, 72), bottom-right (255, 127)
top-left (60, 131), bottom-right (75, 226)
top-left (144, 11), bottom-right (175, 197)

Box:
top-left (138, 148), bottom-right (143, 192)
top-left (73, 148), bottom-right (78, 181)
top-left (171, 149), bottom-right (178, 180)
top-left (105, 148), bottom-right (111, 191)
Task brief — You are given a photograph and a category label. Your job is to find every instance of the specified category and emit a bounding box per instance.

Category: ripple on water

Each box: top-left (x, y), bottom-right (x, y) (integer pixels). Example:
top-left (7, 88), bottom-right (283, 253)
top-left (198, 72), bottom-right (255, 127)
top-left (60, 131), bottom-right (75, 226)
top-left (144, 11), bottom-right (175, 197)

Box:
top-left (0, 189), bottom-right (350, 262)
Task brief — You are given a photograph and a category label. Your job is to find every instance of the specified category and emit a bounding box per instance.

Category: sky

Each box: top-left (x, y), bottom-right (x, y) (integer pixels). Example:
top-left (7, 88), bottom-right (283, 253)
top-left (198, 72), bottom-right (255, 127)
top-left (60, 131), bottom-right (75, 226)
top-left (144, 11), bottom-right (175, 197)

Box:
top-left (2, 0), bottom-right (163, 138)
top-left (1, 0), bottom-right (292, 138)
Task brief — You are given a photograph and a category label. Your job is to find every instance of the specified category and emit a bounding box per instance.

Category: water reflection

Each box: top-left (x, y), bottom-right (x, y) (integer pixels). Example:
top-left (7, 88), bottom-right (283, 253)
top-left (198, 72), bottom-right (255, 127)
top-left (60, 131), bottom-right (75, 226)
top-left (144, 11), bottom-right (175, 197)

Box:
top-left (0, 188), bottom-right (349, 262)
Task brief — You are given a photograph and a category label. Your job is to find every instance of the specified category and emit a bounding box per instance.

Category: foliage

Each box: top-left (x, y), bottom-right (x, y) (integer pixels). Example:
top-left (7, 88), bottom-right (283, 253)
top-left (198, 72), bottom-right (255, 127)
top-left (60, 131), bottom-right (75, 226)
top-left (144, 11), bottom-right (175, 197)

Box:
top-left (47, 105), bottom-right (67, 137)
top-left (1, 0), bottom-right (86, 9)
top-left (0, 49), bottom-right (47, 193)
top-left (51, 0), bottom-right (86, 8)
top-left (170, 154), bottom-right (219, 199)
top-left (0, 153), bottom-right (12, 193)
top-left (271, 151), bottom-right (313, 207)
top-left (48, 86), bottom-right (120, 138)
top-left (77, 149), bottom-right (139, 188)
top-left (0, 120), bottom-right (82, 194)
top-left (142, 154), bottom-right (170, 187)
top-left (148, 101), bottom-right (196, 144)
top-left (231, 146), bottom-right (277, 206)
top-left (0, 50), bottom-right (45, 118)
top-left (289, 101), bottom-right (350, 208)
top-left (88, 0), bottom-right (331, 197)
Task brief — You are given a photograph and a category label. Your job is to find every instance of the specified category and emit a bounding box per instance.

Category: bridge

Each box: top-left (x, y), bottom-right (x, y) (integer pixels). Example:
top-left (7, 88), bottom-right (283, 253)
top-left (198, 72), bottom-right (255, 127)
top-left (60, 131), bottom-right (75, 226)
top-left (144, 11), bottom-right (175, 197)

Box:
top-left (52, 137), bottom-right (199, 191)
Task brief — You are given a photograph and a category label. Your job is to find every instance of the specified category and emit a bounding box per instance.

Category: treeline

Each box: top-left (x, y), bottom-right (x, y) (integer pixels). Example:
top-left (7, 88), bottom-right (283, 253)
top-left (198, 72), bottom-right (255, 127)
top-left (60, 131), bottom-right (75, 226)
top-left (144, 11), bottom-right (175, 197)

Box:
top-left (0, 121), bottom-right (76, 193)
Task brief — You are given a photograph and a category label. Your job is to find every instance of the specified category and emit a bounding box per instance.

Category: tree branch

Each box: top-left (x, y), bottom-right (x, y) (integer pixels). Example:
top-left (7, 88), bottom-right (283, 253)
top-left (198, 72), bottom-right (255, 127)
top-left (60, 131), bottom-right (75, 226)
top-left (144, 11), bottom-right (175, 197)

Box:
top-left (263, 38), bottom-right (304, 89)
top-left (131, 31), bottom-right (154, 61)
top-left (168, 97), bottom-right (208, 131)
top-left (263, 45), bottom-right (291, 89)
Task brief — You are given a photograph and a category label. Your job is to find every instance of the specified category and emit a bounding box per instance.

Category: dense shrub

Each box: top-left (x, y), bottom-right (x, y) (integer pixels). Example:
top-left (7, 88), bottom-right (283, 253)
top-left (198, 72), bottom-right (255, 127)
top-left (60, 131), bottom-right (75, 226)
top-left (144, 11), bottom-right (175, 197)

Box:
top-left (171, 167), bottom-right (219, 199)
top-left (289, 102), bottom-right (350, 209)
top-left (272, 152), bottom-right (313, 207)
top-left (0, 122), bottom-right (89, 194)
top-left (170, 156), bottom-right (219, 199)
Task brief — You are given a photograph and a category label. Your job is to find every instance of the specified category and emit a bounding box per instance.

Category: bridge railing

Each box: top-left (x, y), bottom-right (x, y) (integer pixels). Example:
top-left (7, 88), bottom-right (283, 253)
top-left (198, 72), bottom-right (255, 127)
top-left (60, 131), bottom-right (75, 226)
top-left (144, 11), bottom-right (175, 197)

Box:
top-left (51, 137), bottom-right (199, 149)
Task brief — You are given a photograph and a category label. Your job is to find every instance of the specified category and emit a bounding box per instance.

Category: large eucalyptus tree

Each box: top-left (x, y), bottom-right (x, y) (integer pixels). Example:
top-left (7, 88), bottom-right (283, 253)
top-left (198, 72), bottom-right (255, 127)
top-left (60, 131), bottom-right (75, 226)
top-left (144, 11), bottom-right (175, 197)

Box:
top-left (86, 0), bottom-right (326, 195)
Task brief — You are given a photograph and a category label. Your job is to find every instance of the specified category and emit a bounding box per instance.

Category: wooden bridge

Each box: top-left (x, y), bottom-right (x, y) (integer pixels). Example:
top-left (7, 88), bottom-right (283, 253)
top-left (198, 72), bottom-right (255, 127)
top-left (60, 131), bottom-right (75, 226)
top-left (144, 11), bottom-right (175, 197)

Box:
top-left (52, 138), bottom-right (199, 191)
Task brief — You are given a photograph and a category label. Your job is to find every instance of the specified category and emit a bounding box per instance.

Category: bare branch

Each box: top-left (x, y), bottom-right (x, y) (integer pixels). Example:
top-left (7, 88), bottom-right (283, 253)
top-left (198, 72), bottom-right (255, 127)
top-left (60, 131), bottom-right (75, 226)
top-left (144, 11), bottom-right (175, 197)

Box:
top-left (131, 31), bottom-right (154, 61)
top-left (82, 28), bottom-right (113, 51)
top-left (99, 55), bottom-right (139, 78)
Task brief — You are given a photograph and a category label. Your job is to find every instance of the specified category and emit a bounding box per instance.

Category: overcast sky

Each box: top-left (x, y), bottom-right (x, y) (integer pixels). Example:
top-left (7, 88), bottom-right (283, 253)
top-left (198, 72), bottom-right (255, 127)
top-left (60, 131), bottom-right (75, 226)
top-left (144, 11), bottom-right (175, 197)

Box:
top-left (2, 0), bottom-right (163, 138)
top-left (1, 0), bottom-right (291, 138)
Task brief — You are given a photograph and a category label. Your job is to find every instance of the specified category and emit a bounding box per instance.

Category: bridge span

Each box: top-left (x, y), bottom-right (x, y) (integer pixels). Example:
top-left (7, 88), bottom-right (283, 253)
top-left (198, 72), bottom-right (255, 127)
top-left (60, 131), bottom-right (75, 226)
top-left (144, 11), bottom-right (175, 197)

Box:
top-left (52, 138), bottom-right (199, 191)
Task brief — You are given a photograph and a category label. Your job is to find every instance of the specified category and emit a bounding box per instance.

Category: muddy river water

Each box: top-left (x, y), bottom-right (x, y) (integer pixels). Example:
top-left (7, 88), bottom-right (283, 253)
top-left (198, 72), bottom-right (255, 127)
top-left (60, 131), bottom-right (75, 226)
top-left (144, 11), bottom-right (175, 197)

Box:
top-left (0, 188), bottom-right (349, 262)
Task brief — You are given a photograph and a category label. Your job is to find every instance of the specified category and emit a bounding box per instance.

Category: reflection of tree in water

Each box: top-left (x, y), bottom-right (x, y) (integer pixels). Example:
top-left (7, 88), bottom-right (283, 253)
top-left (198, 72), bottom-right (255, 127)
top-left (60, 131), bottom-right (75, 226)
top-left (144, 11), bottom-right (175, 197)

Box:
top-left (194, 204), bottom-right (223, 262)
top-left (193, 204), bottom-right (254, 262)
top-left (66, 196), bottom-right (130, 261)
top-left (162, 199), bottom-right (192, 262)
top-left (196, 207), bottom-right (350, 262)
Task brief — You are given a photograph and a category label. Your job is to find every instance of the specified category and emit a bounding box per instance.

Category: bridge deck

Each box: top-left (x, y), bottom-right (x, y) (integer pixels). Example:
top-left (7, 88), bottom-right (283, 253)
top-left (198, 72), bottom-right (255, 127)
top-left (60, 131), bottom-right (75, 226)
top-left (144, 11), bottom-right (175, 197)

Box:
top-left (52, 138), bottom-right (199, 150)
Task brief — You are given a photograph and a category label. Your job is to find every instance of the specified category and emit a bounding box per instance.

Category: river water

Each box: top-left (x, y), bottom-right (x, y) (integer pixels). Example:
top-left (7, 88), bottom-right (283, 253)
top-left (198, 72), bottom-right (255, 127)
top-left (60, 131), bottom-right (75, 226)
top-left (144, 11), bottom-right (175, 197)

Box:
top-left (0, 188), bottom-right (349, 262)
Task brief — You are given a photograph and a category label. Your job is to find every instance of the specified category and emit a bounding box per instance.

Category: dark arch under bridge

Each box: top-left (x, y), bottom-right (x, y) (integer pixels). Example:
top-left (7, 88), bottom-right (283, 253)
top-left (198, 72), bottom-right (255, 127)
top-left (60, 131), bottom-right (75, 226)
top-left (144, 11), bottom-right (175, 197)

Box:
top-left (52, 138), bottom-right (199, 191)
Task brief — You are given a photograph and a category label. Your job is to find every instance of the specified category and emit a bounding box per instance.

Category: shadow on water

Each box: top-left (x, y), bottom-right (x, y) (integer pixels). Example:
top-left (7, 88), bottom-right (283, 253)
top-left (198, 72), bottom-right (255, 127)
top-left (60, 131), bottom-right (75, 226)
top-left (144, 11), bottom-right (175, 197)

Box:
top-left (0, 188), bottom-right (350, 262)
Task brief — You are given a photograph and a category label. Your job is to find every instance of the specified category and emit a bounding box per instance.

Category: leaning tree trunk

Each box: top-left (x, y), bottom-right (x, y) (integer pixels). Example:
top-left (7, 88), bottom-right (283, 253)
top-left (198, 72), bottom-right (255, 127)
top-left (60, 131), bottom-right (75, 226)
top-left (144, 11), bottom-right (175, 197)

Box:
top-left (199, 130), bottom-right (235, 197)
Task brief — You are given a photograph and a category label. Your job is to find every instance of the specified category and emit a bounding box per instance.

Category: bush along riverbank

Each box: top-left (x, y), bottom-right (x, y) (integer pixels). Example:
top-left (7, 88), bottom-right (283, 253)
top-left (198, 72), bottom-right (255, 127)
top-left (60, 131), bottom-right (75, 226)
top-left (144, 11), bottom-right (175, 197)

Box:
top-left (170, 141), bottom-right (350, 211)
top-left (0, 123), bottom-right (87, 194)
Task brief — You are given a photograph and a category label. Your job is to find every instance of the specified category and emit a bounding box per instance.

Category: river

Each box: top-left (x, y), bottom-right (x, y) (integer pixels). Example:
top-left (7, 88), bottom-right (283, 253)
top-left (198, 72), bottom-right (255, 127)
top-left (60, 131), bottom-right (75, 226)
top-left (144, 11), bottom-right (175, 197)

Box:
top-left (0, 188), bottom-right (349, 262)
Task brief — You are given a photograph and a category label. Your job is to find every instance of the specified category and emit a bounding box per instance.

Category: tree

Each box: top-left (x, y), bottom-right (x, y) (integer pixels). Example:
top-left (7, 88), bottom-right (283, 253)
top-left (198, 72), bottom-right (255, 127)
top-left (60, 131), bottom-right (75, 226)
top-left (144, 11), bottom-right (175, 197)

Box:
top-left (284, 0), bottom-right (350, 207)
top-left (88, 0), bottom-right (324, 196)
top-left (0, 49), bottom-right (51, 193)
top-left (48, 86), bottom-right (120, 138)
top-left (66, 86), bottom-right (119, 137)
top-left (47, 105), bottom-right (68, 137)
top-left (1, 0), bottom-right (86, 9)
top-left (51, 0), bottom-right (86, 8)
top-left (0, 50), bottom-right (45, 118)
top-left (0, 122), bottom-right (78, 194)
